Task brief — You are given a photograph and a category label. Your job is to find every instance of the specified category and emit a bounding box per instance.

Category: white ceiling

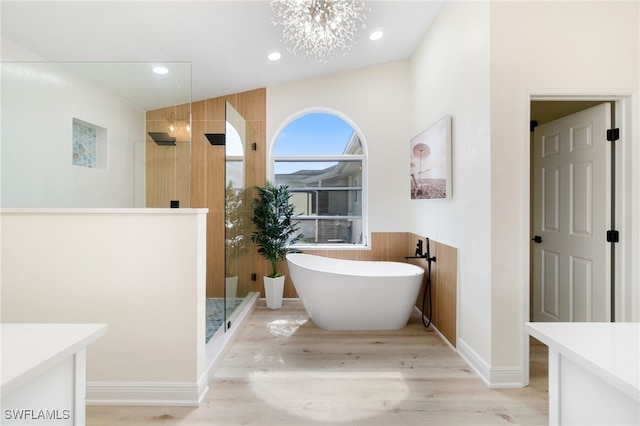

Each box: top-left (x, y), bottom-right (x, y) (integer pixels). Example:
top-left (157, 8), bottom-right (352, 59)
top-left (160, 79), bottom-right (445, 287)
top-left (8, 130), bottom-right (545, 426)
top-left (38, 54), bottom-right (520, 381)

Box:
top-left (1, 1), bottom-right (444, 110)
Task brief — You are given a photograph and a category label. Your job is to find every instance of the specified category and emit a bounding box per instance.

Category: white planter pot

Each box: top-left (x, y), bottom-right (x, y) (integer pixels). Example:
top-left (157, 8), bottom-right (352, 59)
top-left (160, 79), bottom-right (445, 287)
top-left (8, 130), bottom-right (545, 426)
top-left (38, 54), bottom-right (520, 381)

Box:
top-left (263, 275), bottom-right (285, 309)
top-left (225, 276), bottom-right (238, 300)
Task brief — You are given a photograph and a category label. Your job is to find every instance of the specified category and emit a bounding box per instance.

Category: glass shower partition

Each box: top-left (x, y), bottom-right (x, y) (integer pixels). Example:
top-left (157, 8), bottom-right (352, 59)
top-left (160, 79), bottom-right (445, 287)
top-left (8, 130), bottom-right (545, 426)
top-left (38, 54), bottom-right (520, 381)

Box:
top-left (224, 101), bottom-right (252, 331)
top-left (0, 61), bottom-right (192, 209)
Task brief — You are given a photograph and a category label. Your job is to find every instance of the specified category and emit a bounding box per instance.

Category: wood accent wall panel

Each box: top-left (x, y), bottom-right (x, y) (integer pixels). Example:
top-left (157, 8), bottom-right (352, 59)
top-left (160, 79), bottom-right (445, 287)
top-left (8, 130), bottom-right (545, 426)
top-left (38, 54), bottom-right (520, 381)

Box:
top-left (387, 232), bottom-right (411, 263)
top-left (176, 142), bottom-right (191, 204)
top-left (406, 233), bottom-right (457, 347)
top-left (145, 141), bottom-right (175, 208)
top-left (207, 210), bottom-right (224, 298)
top-left (145, 111), bottom-right (173, 208)
top-left (190, 101), bottom-right (207, 208)
top-left (302, 233), bottom-right (410, 263)
top-left (145, 105), bottom-right (191, 208)
top-left (236, 89), bottom-right (266, 121)
top-left (146, 89), bottom-right (266, 298)
top-left (205, 96), bottom-right (232, 122)
top-left (433, 241), bottom-right (457, 346)
top-left (198, 89), bottom-right (265, 298)
top-left (369, 233), bottom-right (389, 260)
top-left (205, 143), bottom-right (224, 297)
top-left (145, 141), bottom-right (191, 208)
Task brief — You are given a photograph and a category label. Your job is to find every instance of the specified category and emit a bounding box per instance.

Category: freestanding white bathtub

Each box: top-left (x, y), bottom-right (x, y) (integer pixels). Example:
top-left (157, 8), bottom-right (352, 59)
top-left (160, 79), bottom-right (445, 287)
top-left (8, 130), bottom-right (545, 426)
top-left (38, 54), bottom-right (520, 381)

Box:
top-left (286, 253), bottom-right (425, 331)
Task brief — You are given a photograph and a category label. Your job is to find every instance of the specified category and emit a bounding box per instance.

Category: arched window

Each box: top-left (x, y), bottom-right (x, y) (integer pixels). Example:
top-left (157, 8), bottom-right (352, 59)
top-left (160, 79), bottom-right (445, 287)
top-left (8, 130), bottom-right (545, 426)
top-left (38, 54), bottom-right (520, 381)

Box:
top-left (271, 110), bottom-right (368, 247)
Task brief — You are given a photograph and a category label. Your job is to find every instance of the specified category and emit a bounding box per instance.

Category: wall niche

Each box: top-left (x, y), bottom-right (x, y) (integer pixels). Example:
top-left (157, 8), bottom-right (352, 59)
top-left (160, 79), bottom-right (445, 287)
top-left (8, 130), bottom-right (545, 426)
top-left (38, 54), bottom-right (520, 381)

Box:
top-left (72, 117), bottom-right (107, 169)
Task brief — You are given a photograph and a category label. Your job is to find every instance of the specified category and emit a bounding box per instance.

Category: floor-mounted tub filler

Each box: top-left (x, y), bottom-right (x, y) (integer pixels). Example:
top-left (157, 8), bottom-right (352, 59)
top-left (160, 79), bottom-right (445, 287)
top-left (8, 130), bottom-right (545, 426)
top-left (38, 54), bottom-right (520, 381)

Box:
top-left (286, 253), bottom-right (424, 331)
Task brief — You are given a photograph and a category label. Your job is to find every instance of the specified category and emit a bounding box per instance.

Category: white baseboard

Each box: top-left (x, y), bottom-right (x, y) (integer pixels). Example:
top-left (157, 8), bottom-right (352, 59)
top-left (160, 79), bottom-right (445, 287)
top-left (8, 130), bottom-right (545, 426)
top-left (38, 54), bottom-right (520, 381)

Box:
top-left (488, 366), bottom-right (525, 389)
top-left (456, 338), bottom-right (524, 389)
top-left (456, 338), bottom-right (491, 387)
top-left (86, 372), bottom-right (208, 406)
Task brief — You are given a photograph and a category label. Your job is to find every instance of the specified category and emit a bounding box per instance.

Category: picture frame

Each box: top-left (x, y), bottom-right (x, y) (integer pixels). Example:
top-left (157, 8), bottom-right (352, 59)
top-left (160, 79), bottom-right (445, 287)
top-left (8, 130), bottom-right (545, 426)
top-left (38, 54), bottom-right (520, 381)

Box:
top-left (410, 115), bottom-right (452, 200)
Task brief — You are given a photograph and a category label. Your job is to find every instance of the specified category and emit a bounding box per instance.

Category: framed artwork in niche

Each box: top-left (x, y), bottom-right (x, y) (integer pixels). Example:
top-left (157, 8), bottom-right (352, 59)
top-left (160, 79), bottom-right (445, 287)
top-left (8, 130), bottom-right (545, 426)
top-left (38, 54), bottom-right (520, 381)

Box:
top-left (410, 115), bottom-right (452, 200)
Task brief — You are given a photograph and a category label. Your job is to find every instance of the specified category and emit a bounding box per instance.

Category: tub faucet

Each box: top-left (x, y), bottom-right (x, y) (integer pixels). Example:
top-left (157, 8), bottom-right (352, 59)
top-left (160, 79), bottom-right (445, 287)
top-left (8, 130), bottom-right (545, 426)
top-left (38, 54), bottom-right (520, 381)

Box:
top-left (424, 238), bottom-right (436, 263)
top-left (415, 239), bottom-right (423, 257)
top-left (405, 238), bottom-right (436, 263)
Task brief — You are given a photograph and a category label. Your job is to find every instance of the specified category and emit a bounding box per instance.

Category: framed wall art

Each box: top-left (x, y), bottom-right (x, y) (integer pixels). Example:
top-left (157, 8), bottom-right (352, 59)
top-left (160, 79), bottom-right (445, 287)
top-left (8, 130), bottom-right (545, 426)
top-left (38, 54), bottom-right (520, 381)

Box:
top-left (410, 115), bottom-right (452, 200)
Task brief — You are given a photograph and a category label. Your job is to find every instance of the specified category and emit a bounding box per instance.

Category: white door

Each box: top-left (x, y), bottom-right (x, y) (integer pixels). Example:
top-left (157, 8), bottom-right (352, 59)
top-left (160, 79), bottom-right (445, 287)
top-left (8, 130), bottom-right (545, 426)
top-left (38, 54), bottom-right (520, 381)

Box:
top-left (532, 103), bottom-right (611, 322)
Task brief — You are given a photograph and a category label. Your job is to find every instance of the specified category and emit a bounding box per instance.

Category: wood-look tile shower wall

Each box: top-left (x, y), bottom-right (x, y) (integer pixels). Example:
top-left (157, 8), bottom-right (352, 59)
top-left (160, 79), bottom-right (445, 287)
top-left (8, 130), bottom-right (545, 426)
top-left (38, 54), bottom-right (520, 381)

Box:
top-left (146, 90), bottom-right (457, 347)
top-left (146, 89), bottom-right (267, 299)
top-left (146, 103), bottom-right (192, 208)
top-left (197, 89), bottom-right (266, 299)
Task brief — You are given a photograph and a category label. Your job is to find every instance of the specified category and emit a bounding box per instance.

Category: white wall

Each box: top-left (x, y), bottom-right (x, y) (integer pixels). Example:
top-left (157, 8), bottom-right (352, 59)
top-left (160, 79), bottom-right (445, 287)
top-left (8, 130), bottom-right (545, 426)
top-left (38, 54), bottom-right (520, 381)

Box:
top-left (0, 209), bottom-right (208, 405)
top-left (1, 39), bottom-right (145, 208)
top-left (489, 0), bottom-right (639, 371)
top-left (409, 1), bottom-right (492, 365)
top-left (266, 5), bottom-right (495, 378)
top-left (267, 61), bottom-right (412, 237)
top-left (408, 0), bottom-right (639, 387)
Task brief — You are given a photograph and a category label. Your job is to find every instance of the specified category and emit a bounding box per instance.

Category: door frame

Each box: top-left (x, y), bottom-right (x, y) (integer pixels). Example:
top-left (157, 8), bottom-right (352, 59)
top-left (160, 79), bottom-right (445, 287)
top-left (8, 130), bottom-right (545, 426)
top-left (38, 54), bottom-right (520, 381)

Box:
top-left (521, 90), bottom-right (639, 386)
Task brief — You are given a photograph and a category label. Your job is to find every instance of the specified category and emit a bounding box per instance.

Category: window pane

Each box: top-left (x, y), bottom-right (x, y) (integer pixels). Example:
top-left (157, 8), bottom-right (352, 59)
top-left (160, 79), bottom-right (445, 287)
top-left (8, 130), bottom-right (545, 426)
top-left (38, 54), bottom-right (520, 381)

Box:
top-left (274, 160), bottom-right (362, 188)
top-left (271, 110), bottom-right (367, 247)
top-left (296, 218), bottom-right (363, 244)
top-left (273, 113), bottom-right (362, 156)
top-left (290, 189), bottom-right (362, 216)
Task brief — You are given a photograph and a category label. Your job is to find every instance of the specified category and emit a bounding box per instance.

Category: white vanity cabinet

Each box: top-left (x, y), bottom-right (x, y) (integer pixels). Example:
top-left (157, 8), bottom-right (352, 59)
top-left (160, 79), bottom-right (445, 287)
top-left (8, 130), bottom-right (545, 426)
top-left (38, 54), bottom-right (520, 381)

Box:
top-left (525, 322), bottom-right (639, 426)
top-left (1, 323), bottom-right (107, 425)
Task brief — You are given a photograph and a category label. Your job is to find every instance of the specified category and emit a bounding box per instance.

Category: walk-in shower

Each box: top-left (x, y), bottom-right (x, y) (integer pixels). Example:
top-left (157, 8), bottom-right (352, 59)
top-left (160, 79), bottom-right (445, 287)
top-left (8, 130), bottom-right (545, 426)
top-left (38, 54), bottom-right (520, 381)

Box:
top-left (205, 101), bottom-right (256, 343)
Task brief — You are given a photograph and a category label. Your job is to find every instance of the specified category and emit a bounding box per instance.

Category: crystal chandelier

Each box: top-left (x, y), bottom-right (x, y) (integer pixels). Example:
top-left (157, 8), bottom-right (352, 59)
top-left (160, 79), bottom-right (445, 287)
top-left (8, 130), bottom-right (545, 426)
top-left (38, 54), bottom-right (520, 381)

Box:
top-left (271, 0), bottom-right (368, 63)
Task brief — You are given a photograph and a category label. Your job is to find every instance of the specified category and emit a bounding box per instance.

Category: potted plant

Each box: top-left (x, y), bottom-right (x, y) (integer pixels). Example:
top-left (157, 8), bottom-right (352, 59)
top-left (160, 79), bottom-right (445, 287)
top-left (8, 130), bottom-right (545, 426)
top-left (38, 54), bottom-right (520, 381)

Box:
top-left (251, 181), bottom-right (302, 309)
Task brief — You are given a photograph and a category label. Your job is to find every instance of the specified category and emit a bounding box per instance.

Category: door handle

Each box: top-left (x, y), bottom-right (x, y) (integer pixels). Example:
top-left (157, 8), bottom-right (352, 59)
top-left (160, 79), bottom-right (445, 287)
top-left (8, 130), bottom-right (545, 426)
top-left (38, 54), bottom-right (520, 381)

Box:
top-left (531, 236), bottom-right (543, 244)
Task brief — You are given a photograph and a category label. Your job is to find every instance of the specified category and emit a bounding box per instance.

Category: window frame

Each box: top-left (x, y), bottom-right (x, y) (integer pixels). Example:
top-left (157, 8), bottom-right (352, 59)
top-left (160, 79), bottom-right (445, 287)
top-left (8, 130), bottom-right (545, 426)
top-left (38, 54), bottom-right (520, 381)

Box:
top-left (269, 108), bottom-right (369, 249)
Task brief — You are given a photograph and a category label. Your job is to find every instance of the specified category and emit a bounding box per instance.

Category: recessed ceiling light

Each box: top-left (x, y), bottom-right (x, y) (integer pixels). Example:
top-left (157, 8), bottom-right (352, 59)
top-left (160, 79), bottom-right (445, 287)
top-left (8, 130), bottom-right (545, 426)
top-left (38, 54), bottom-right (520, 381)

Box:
top-left (153, 66), bottom-right (169, 75)
top-left (268, 51), bottom-right (282, 61)
top-left (369, 29), bottom-right (384, 41)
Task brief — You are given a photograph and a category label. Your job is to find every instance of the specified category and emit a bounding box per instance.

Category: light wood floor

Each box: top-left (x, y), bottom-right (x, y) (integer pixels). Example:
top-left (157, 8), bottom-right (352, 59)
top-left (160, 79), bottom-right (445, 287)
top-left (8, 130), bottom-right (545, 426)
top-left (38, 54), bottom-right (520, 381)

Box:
top-left (87, 301), bottom-right (548, 425)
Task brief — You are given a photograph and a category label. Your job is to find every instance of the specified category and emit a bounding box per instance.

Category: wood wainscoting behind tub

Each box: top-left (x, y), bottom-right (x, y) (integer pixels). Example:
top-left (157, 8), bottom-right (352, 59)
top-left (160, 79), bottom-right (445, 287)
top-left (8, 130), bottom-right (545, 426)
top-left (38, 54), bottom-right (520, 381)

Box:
top-left (407, 233), bottom-right (458, 348)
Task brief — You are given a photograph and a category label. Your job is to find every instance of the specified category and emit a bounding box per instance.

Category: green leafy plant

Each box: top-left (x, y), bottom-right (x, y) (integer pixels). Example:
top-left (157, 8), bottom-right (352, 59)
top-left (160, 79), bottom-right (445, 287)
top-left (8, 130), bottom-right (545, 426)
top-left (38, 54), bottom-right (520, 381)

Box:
top-left (251, 181), bottom-right (302, 278)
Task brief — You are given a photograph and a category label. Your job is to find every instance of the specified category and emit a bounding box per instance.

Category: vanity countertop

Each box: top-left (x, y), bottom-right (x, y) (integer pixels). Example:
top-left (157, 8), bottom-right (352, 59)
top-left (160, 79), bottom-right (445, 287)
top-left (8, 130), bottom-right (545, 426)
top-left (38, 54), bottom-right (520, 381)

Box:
top-left (525, 322), bottom-right (639, 401)
top-left (1, 323), bottom-right (108, 395)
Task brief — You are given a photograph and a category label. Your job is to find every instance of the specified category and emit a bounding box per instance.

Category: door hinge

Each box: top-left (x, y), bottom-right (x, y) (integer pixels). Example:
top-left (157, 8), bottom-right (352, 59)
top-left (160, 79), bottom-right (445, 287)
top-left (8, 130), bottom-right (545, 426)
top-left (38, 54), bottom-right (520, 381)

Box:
top-left (607, 230), bottom-right (619, 243)
top-left (606, 128), bottom-right (620, 141)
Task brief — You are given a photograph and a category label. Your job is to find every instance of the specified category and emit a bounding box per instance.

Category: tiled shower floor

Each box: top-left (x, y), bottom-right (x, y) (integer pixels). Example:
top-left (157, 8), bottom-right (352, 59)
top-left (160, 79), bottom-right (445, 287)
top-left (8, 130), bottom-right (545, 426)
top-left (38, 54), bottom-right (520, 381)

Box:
top-left (206, 298), bottom-right (243, 343)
